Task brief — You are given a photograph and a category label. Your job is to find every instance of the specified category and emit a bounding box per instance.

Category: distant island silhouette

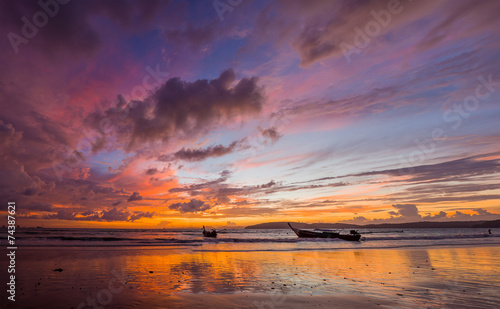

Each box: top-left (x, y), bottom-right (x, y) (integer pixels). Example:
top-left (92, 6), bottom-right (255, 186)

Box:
top-left (245, 220), bottom-right (500, 229)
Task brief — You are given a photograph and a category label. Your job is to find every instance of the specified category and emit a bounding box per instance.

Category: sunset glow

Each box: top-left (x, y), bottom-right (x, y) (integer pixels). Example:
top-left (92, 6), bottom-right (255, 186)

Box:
top-left (1, 0), bottom-right (499, 228)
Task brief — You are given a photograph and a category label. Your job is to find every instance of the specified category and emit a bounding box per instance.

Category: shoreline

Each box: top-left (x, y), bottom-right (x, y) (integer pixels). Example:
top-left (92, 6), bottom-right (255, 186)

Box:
top-left (3, 244), bottom-right (499, 308)
top-left (14, 241), bottom-right (500, 251)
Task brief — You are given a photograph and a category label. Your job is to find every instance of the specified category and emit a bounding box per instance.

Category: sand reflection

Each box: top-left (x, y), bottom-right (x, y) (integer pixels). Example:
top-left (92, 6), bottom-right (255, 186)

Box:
top-left (10, 246), bottom-right (500, 308)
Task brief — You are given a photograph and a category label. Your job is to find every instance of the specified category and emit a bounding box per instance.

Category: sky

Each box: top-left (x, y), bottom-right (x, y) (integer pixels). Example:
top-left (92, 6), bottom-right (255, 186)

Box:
top-left (1, 0), bottom-right (499, 228)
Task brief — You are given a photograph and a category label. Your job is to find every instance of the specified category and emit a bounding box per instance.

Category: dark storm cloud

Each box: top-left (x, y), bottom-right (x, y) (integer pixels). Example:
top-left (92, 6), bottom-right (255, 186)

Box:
top-left (87, 68), bottom-right (264, 150)
top-left (168, 199), bottom-right (211, 213)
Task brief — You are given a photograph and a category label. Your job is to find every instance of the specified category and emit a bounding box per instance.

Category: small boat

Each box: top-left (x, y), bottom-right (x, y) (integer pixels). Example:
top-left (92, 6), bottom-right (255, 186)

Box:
top-left (202, 226), bottom-right (217, 238)
top-left (287, 223), bottom-right (361, 241)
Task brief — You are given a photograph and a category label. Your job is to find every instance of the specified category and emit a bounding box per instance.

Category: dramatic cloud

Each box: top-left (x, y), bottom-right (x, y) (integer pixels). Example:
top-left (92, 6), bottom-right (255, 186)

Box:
top-left (146, 168), bottom-right (159, 175)
top-left (259, 180), bottom-right (276, 189)
top-left (129, 211), bottom-right (154, 222)
top-left (344, 206), bottom-right (500, 224)
top-left (289, 0), bottom-right (440, 66)
top-left (44, 207), bottom-right (154, 222)
top-left (170, 176), bottom-right (347, 206)
top-left (274, 0), bottom-right (499, 66)
top-left (391, 204), bottom-right (421, 219)
top-left (422, 211), bottom-right (448, 220)
top-left (44, 209), bottom-right (80, 221)
top-left (260, 127), bottom-right (282, 144)
top-left (1, 0), bottom-right (168, 57)
top-left (87, 68), bottom-right (264, 150)
top-left (451, 208), bottom-right (500, 220)
top-left (127, 192), bottom-right (143, 202)
top-left (1, 0), bottom-right (499, 227)
top-left (169, 199), bottom-right (211, 213)
top-left (22, 202), bottom-right (53, 213)
top-left (169, 170), bottom-right (231, 194)
top-left (0, 120), bottom-right (22, 149)
top-left (304, 154), bottom-right (500, 185)
top-left (377, 156), bottom-right (500, 183)
top-left (165, 139), bottom-right (246, 162)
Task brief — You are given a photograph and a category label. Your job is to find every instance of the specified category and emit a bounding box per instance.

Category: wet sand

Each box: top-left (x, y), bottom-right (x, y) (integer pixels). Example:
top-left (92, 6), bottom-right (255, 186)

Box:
top-left (2, 245), bottom-right (499, 308)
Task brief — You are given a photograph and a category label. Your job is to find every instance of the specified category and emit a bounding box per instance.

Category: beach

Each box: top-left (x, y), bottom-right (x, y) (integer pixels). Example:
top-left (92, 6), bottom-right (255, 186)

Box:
top-left (2, 244), bottom-right (499, 308)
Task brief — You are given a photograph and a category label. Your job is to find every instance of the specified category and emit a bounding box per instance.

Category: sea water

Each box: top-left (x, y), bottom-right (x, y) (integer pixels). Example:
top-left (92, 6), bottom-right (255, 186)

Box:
top-left (7, 227), bottom-right (499, 251)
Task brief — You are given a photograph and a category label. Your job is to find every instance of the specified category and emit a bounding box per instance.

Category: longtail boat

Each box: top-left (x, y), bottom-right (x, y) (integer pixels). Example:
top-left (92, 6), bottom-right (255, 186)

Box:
top-left (202, 226), bottom-right (217, 238)
top-left (287, 223), bottom-right (361, 241)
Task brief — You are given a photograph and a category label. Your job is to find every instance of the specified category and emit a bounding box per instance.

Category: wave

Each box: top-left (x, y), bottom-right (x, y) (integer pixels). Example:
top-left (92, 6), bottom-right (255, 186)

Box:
top-left (46, 236), bottom-right (137, 241)
top-left (14, 233), bottom-right (498, 245)
top-left (8, 228), bottom-right (499, 250)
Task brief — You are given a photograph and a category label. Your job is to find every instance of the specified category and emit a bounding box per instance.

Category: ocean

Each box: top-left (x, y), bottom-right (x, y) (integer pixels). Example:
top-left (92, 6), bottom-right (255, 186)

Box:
top-left (9, 227), bottom-right (499, 250)
top-left (4, 227), bottom-right (500, 308)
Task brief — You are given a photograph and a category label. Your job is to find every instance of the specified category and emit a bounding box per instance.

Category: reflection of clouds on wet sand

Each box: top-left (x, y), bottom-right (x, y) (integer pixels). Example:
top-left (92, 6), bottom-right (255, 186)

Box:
top-left (11, 246), bottom-right (500, 308)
